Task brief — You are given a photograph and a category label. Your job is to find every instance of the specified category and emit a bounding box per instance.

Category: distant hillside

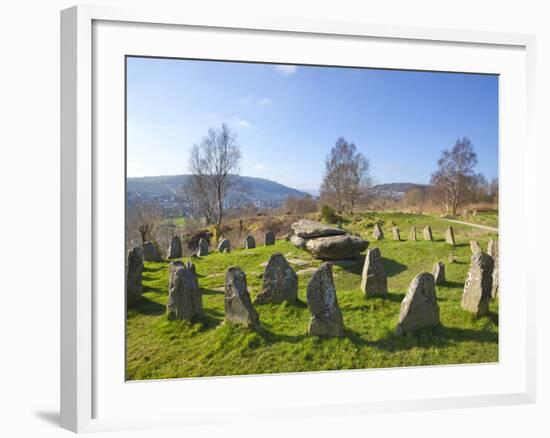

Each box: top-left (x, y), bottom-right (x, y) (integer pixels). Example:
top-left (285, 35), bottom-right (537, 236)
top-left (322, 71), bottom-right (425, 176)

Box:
top-left (127, 174), bottom-right (310, 209)
top-left (372, 182), bottom-right (428, 200)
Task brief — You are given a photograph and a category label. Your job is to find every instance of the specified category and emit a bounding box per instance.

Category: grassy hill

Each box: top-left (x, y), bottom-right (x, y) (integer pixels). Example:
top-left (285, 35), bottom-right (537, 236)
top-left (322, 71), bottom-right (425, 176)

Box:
top-left (126, 212), bottom-right (498, 380)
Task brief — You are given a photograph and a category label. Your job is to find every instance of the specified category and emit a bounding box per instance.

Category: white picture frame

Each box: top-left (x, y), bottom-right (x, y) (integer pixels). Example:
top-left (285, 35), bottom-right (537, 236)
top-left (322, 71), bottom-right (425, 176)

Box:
top-left (60, 4), bottom-right (537, 433)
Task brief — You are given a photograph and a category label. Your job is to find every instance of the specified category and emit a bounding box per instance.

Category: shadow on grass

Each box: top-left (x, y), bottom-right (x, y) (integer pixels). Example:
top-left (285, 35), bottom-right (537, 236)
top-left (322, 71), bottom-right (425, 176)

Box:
top-left (197, 312), bottom-right (223, 330)
top-left (486, 311), bottom-right (499, 326)
top-left (381, 257), bottom-right (407, 277)
top-left (143, 264), bottom-right (165, 273)
top-left (132, 296), bottom-right (165, 316)
top-left (143, 282), bottom-right (165, 294)
top-left (344, 322), bottom-right (498, 352)
top-left (255, 325), bottom-right (308, 344)
top-left (453, 243), bottom-right (470, 248)
top-left (200, 287), bottom-right (224, 295)
top-left (441, 280), bottom-right (465, 288)
top-left (330, 257), bottom-right (364, 275)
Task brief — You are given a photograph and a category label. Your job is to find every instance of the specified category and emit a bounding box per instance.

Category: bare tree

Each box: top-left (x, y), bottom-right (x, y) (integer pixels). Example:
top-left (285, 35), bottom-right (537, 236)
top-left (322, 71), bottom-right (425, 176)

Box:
top-left (321, 137), bottom-right (371, 214)
top-left (430, 137), bottom-right (480, 216)
top-left (186, 124), bottom-right (241, 242)
top-left (126, 200), bottom-right (162, 247)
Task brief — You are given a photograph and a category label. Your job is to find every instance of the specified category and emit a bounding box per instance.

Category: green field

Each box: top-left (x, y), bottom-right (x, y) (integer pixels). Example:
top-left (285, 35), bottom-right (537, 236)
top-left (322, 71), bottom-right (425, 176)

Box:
top-left (458, 210), bottom-right (499, 228)
top-left (126, 212), bottom-right (499, 380)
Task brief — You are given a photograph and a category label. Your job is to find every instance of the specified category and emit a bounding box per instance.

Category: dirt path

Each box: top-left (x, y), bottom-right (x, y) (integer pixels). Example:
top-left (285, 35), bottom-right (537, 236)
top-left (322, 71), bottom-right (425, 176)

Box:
top-left (443, 218), bottom-right (498, 233)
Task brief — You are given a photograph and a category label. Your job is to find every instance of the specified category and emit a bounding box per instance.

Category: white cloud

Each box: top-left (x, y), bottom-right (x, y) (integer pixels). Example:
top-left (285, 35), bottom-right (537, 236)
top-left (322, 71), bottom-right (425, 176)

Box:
top-left (232, 116), bottom-right (252, 128)
top-left (240, 94), bottom-right (255, 104)
top-left (275, 65), bottom-right (298, 76)
top-left (259, 97), bottom-right (272, 105)
top-left (253, 163), bottom-right (267, 171)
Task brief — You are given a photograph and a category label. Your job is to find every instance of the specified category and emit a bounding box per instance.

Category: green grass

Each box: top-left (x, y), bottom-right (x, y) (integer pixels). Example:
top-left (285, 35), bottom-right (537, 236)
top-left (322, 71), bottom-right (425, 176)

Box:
top-left (458, 210), bottom-right (499, 228)
top-left (127, 212), bottom-right (498, 380)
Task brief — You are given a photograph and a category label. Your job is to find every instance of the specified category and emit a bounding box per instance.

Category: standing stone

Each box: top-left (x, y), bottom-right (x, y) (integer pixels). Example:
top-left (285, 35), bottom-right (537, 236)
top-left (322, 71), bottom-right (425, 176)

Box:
top-left (196, 237), bottom-right (209, 256)
top-left (218, 238), bottom-right (231, 253)
top-left (306, 263), bottom-right (345, 337)
top-left (126, 247), bottom-right (143, 307)
top-left (445, 227), bottom-right (455, 246)
top-left (392, 226), bottom-right (401, 241)
top-left (224, 267), bottom-right (260, 328)
top-left (470, 240), bottom-right (483, 255)
top-left (448, 252), bottom-right (455, 264)
top-left (143, 241), bottom-right (162, 262)
top-left (255, 253), bottom-right (298, 304)
top-left (461, 252), bottom-right (494, 316)
top-left (396, 273), bottom-right (440, 335)
top-left (244, 235), bottom-right (256, 249)
top-left (167, 235), bottom-right (182, 259)
top-left (432, 262), bottom-right (446, 285)
top-left (166, 261), bottom-right (203, 321)
top-left (487, 238), bottom-right (499, 299)
top-left (422, 225), bottom-right (433, 241)
top-left (409, 226), bottom-right (417, 241)
top-left (487, 238), bottom-right (498, 258)
top-left (264, 231), bottom-right (275, 246)
top-left (372, 223), bottom-right (384, 240)
top-left (360, 248), bottom-right (388, 298)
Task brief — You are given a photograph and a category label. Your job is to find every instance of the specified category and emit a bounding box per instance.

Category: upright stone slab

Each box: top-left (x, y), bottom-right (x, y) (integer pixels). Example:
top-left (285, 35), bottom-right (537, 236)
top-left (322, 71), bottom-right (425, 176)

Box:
top-left (432, 261), bottom-right (446, 285)
top-left (218, 238), bottom-right (231, 253)
top-left (306, 263), bottom-right (344, 337)
top-left (255, 253), bottom-right (298, 304)
top-left (396, 273), bottom-right (440, 335)
top-left (143, 241), bottom-right (162, 262)
top-left (392, 226), bottom-right (401, 241)
top-left (422, 225), bottom-right (433, 241)
top-left (184, 260), bottom-right (199, 290)
top-left (167, 235), bottom-right (182, 259)
top-left (166, 261), bottom-right (203, 321)
top-left (461, 252), bottom-right (494, 316)
top-left (372, 223), bottom-right (384, 240)
top-left (264, 231), bottom-right (275, 246)
top-left (445, 227), bottom-right (455, 246)
top-left (409, 226), bottom-right (417, 241)
top-left (244, 235), bottom-right (256, 249)
top-left (196, 237), bottom-right (209, 256)
top-left (487, 238), bottom-right (499, 299)
top-left (224, 267), bottom-right (260, 328)
top-left (470, 240), bottom-right (483, 255)
top-left (360, 248), bottom-right (388, 298)
top-left (126, 247), bottom-right (143, 307)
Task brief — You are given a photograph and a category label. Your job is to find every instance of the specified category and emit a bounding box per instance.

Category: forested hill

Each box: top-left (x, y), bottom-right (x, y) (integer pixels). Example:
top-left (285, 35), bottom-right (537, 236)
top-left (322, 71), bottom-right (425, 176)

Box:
top-left (127, 174), bottom-right (310, 207)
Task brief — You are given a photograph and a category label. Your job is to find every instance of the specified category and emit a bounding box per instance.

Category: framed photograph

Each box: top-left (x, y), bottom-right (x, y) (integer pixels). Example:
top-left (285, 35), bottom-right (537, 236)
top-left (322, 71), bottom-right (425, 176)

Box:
top-left (61, 5), bottom-right (536, 433)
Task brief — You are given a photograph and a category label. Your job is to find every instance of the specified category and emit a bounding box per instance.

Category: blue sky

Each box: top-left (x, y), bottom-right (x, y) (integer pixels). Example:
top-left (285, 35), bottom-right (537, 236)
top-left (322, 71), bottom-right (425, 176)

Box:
top-left (127, 57), bottom-right (498, 191)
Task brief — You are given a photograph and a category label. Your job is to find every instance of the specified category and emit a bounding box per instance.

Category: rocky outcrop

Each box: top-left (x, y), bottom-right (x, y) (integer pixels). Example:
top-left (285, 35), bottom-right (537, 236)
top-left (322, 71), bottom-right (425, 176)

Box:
top-left (305, 235), bottom-right (369, 260)
top-left (290, 220), bottom-right (368, 260)
top-left (291, 219), bottom-right (346, 239)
